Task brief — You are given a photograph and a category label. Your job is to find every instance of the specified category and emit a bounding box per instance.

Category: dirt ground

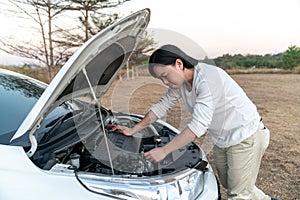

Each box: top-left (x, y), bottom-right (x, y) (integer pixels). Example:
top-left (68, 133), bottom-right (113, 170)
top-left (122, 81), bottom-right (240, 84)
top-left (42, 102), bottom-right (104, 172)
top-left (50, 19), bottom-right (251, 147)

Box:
top-left (102, 72), bottom-right (299, 200)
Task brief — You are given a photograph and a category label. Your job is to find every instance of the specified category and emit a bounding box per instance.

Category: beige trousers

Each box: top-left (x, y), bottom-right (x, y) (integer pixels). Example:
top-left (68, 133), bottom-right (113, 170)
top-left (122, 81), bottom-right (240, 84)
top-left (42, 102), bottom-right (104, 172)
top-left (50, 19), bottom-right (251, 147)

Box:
top-left (213, 121), bottom-right (270, 200)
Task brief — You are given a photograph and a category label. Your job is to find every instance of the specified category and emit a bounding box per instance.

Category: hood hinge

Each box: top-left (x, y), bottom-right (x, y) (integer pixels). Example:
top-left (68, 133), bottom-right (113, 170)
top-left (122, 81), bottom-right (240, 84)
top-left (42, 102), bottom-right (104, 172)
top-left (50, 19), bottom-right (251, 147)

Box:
top-left (26, 120), bottom-right (42, 157)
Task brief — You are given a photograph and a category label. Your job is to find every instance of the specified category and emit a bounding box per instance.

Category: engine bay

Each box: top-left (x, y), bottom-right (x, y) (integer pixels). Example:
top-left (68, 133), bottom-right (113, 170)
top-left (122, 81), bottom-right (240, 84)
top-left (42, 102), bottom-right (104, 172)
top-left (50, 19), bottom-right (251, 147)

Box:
top-left (32, 107), bottom-right (203, 177)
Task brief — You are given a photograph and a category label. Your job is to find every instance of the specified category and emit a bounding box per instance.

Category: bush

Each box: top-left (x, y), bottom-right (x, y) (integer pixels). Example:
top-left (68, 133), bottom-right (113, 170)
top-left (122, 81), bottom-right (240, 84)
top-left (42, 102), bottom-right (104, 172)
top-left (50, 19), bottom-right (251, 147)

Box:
top-left (282, 45), bottom-right (300, 70)
top-left (293, 65), bottom-right (300, 74)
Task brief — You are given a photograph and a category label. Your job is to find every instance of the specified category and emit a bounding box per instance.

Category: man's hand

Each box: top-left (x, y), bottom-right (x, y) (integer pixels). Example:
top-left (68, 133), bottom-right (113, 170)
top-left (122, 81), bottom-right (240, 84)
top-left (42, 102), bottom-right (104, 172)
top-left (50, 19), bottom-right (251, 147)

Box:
top-left (111, 111), bottom-right (158, 137)
top-left (144, 147), bottom-right (168, 163)
top-left (144, 127), bottom-right (197, 163)
top-left (112, 125), bottom-right (135, 136)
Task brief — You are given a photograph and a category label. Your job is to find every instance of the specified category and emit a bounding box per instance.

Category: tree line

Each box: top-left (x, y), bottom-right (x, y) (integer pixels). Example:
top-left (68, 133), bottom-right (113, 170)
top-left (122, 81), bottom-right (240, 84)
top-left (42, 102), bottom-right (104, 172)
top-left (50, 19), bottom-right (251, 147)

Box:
top-left (209, 45), bottom-right (300, 71)
top-left (1, 0), bottom-right (299, 79)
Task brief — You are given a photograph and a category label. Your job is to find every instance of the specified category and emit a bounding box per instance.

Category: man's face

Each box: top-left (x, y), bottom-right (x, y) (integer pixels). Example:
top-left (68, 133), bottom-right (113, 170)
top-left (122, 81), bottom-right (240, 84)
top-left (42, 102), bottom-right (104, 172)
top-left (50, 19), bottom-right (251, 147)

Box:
top-left (153, 60), bottom-right (186, 89)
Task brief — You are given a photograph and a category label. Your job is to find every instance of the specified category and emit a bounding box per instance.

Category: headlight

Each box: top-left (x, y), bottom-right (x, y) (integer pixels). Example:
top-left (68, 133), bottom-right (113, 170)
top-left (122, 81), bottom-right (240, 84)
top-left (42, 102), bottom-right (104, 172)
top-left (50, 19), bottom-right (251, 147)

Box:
top-left (156, 171), bottom-right (204, 200)
top-left (179, 171), bottom-right (204, 199)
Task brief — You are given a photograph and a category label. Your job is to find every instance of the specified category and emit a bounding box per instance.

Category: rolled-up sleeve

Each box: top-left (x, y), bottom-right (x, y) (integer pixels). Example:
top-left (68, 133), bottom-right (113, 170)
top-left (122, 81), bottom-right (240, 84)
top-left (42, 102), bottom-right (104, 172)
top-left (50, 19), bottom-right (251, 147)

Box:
top-left (150, 88), bottom-right (181, 119)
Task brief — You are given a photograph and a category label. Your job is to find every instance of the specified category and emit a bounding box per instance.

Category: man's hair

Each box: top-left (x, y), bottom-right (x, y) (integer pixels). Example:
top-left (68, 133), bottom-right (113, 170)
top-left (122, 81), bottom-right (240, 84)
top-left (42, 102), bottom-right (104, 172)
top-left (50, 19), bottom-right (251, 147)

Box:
top-left (148, 44), bottom-right (198, 77)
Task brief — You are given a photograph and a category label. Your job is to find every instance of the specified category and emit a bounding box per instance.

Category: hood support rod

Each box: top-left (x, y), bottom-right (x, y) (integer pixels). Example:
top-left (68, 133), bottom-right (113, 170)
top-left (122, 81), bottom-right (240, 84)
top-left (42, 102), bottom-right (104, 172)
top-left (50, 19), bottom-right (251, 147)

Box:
top-left (82, 68), bottom-right (115, 175)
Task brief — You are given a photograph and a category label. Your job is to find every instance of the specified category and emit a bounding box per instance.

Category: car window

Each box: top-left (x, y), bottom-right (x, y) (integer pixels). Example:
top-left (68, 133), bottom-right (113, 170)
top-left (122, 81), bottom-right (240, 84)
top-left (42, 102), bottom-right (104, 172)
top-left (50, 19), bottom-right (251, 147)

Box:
top-left (0, 73), bottom-right (84, 145)
top-left (0, 74), bottom-right (44, 136)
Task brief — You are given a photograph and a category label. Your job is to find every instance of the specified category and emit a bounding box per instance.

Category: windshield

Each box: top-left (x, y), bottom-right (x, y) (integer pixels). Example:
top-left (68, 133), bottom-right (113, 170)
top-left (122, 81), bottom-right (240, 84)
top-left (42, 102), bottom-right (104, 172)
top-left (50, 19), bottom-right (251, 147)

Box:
top-left (0, 72), bottom-right (81, 145)
top-left (0, 73), bottom-right (44, 136)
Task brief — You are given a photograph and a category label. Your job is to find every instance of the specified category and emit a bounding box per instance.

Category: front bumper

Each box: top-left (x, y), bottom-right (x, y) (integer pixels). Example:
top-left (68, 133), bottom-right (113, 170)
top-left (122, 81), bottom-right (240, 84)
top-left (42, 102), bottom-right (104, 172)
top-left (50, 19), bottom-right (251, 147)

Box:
top-left (77, 162), bottom-right (219, 200)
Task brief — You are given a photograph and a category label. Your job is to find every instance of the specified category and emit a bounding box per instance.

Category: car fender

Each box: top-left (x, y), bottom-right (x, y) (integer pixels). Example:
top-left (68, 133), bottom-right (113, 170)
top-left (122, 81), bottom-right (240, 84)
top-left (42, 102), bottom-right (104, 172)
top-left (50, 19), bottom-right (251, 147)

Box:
top-left (0, 145), bottom-right (112, 200)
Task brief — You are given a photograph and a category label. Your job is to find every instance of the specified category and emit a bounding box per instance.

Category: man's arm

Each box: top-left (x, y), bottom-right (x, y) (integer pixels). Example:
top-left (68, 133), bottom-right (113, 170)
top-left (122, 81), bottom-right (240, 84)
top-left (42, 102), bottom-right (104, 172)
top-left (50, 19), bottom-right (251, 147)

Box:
top-left (144, 127), bottom-right (197, 162)
top-left (133, 110), bottom-right (158, 132)
top-left (114, 110), bottom-right (158, 136)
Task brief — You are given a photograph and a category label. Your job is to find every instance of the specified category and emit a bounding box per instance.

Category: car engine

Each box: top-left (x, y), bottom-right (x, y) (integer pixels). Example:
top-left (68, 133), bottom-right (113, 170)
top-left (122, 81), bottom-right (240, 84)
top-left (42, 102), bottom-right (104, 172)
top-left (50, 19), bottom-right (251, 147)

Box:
top-left (33, 108), bottom-right (204, 177)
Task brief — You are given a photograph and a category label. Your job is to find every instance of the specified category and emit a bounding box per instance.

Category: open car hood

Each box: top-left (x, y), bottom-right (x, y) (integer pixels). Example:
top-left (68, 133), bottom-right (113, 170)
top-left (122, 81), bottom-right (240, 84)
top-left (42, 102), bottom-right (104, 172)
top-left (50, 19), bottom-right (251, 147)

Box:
top-left (11, 9), bottom-right (150, 141)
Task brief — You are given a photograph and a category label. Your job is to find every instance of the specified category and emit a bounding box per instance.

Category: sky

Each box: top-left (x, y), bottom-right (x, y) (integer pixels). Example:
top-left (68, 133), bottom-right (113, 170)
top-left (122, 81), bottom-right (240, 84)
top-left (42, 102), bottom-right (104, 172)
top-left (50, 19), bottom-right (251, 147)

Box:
top-left (0, 0), bottom-right (300, 64)
top-left (120, 0), bottom-right (300, 58)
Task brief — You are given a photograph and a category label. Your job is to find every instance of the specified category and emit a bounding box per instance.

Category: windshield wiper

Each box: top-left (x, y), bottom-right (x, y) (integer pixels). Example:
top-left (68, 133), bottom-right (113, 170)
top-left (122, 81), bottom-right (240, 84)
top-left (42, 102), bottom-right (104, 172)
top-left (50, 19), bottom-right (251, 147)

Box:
top-left (41, 111), bottom-right (81, 143)
top-left (45, 112), bottom-right (73, 128)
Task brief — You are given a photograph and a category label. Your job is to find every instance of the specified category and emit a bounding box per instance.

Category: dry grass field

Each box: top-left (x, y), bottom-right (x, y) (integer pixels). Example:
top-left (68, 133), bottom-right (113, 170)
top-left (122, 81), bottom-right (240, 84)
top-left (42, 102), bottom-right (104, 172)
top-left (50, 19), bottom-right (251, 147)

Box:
top-left (102, 72), bottom-right (300, 200)
top-left (232, 74), bottom-right (300, 200)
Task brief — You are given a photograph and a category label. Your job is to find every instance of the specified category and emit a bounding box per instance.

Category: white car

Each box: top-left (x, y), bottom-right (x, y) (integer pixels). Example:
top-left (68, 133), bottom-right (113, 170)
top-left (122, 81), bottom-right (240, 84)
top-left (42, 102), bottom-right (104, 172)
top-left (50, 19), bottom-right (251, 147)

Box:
top-left (0, 9), bottom-right (220, 200)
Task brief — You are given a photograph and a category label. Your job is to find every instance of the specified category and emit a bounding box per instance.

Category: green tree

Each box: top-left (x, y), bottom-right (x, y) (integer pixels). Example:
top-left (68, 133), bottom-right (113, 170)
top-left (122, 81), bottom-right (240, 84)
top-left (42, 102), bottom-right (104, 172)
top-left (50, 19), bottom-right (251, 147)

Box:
top-left (282, 45), bottom-right (300, 70)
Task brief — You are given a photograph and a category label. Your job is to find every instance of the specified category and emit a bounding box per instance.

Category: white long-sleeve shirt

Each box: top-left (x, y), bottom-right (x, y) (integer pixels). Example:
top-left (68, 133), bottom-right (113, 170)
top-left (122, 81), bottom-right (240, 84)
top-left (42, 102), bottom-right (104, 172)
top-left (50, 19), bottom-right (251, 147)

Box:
top-left (150, 63), bottom-right (261, 148)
